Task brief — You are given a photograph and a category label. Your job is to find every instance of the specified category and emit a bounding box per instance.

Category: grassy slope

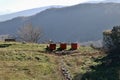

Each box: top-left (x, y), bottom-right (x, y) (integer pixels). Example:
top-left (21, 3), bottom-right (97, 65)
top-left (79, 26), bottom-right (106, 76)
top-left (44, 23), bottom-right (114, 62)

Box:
top-left (0, 42), bottom-right (105, 80)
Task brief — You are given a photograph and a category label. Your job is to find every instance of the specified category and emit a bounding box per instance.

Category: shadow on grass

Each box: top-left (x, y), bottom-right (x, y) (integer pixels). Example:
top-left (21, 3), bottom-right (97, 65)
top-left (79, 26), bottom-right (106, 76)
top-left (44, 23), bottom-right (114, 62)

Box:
top-left (73, 51), bottom-right (120, 80)
top-left (0, 44), bottom-right (12, 48)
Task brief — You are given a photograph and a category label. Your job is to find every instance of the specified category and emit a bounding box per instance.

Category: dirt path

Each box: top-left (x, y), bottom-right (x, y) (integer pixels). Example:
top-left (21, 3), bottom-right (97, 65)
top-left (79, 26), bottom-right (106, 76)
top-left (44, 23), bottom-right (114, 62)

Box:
top-left (59, 56), bottom-right (73, 80)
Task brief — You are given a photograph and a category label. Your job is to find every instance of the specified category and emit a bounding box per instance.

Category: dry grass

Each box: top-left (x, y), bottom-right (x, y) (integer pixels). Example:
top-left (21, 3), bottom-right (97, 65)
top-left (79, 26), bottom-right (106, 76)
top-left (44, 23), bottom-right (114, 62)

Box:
top-left (0, 41), bottom-right (105, 80)
top-left (61, 51), bottom-right (104, 78)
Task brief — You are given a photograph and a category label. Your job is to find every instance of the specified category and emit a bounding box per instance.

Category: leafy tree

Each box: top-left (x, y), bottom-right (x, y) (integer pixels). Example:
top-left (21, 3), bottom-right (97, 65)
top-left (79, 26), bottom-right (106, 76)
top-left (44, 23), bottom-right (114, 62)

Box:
top-left (103, 26), bottom-right (120, 64)
top-left (18, 23), bottom-right (42, 43)
top-left (103, 26), bottom-right (120, 53)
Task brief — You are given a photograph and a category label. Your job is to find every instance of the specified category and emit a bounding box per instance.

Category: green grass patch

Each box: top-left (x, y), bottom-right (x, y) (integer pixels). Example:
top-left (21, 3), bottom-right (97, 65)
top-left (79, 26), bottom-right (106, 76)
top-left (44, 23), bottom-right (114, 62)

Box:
top-left (0, 41), bottom-right (107, 80)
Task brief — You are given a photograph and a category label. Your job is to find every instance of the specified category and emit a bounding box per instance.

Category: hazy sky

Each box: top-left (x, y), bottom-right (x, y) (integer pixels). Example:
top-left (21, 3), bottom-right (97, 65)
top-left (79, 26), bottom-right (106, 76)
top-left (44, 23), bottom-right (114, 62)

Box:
top-left (0, 0), bottom-right (104, 15)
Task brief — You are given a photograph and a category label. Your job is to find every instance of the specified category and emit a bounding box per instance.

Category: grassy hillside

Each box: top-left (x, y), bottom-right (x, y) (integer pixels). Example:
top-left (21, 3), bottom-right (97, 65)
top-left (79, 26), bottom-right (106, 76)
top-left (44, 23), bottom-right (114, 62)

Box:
top-left (0, 42), bottom-right (106, 80)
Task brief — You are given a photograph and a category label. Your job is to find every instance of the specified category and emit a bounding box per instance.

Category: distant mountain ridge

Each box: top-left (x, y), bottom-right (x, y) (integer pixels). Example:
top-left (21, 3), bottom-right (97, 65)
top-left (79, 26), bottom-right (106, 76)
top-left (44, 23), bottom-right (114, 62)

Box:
top-left (1, 3), bottom-right (120, 42)
top-left (87, 0), bottom-right (120, 3)
top-left (0, 5), bottom-right (63, 22)
top-left (104, 0), bottom-right (120, 3)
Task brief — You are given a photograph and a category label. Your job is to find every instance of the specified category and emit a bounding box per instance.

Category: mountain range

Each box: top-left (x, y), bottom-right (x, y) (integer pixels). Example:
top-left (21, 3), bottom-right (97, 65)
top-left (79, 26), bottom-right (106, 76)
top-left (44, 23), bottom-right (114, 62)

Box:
top-left (0, 5), bottom-right (63, 22)
top-left (0, 3), bottom-right (120, 42)
top-left (104, 0), bottom-right (120, 3)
